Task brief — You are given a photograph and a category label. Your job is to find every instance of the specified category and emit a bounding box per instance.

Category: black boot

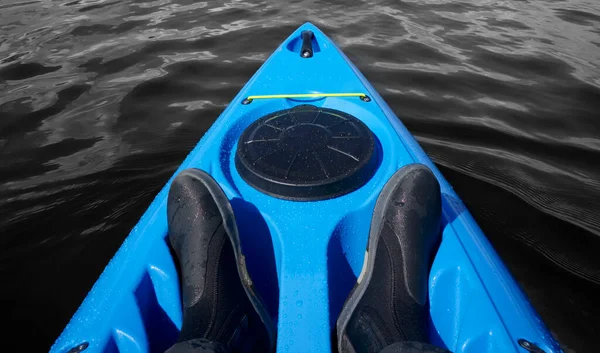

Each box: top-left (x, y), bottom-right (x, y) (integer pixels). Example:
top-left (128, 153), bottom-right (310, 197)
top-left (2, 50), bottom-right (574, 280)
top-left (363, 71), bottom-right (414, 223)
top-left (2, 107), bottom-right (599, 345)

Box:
top-left (336, 164), bottom-right (443, 353)
top-left (166, 169), bottom-right (275, 353)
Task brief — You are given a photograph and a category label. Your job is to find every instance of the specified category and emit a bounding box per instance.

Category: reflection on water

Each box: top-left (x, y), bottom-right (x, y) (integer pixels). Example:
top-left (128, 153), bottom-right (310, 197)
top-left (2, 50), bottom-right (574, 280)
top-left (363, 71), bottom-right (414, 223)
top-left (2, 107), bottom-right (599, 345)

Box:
top-left (1, 0), bottom-right (599, 351)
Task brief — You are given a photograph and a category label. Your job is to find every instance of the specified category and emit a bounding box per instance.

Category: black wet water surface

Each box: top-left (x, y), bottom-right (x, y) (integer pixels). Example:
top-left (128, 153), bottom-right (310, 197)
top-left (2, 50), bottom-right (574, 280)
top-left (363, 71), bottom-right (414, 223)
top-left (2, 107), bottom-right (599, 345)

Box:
top-left (1, 0), bottom-right (599, 352)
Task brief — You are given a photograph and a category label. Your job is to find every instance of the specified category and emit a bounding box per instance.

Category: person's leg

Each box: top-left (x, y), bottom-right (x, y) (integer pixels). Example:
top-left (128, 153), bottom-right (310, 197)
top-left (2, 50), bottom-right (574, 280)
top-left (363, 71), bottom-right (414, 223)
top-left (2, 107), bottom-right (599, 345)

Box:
top-left (336, 164), bottom-right (445, 353)
top-left (165, 169), bottom-right (275, 353)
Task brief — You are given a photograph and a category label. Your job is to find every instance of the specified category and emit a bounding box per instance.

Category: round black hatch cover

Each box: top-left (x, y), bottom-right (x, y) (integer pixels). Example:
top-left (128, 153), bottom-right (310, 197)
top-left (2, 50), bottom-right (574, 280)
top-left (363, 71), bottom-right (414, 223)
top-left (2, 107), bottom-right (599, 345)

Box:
top-left (235, 104), bottom-right (378, 201)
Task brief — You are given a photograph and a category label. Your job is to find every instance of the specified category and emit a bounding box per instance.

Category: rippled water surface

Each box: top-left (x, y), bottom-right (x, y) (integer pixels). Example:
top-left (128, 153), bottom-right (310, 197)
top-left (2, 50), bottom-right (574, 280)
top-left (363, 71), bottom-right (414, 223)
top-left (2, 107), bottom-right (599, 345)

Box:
top-left (1, 0), bottom-right (600, 351)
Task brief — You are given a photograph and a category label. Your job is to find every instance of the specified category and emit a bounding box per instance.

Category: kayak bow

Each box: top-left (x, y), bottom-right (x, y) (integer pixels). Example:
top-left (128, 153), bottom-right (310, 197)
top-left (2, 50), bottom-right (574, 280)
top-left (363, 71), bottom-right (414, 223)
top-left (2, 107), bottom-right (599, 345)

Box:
top-left (51, 23), bottom-right (561, 353)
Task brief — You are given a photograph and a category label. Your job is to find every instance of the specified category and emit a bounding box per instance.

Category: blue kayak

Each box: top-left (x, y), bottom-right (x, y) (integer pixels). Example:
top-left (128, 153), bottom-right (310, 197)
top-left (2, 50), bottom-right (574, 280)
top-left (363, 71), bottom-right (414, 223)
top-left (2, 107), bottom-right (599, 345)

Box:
top-left (51, 23), bottom-right (561, 353)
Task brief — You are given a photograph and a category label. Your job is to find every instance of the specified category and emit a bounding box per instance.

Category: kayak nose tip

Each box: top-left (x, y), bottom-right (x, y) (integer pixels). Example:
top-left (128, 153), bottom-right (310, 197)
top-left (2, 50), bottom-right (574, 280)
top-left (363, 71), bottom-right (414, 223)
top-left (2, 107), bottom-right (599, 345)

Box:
top-left (297, 22), bottom-right (320, 35)
top-left (300, 21), bottom-right (316, 28)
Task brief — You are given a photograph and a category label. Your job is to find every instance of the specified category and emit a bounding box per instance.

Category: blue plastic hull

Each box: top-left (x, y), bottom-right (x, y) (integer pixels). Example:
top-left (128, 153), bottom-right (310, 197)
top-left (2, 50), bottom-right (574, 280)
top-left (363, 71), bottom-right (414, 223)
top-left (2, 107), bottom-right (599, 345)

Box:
top-left (51, 23), bottom-right (561, 353)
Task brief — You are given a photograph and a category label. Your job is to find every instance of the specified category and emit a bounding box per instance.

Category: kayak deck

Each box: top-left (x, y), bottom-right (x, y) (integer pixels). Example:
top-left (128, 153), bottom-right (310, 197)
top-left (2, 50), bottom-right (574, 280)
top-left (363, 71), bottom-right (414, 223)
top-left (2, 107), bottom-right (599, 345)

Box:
top-left (51, 23), bottom-right (560, 353)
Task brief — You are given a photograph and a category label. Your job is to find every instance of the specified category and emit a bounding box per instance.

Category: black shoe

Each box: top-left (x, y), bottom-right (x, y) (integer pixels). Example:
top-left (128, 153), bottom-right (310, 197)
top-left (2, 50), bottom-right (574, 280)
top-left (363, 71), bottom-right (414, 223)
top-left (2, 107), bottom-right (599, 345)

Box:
top-left (336, 164), bottom-right (443, 353)
top-left (167, 168), bottom-right (276, 352)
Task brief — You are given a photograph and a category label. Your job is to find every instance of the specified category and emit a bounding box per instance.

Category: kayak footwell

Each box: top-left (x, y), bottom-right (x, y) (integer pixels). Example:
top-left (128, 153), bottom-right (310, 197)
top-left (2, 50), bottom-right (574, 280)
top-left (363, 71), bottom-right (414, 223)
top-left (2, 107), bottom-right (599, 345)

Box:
top-left (50, 23), bottom-right (561, 353)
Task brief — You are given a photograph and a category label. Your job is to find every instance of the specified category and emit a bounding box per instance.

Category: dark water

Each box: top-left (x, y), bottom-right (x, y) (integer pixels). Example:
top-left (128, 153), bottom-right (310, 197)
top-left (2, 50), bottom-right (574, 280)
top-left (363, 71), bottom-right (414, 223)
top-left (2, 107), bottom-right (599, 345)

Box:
top-left (1, 0), bottom-right (599, 351)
